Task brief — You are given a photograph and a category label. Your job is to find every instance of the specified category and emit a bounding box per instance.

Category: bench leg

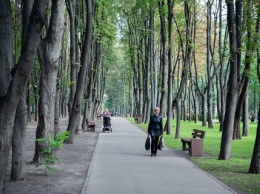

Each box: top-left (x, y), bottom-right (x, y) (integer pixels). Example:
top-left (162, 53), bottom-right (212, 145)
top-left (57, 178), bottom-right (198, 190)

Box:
top-left (182, 142), bottom-right (190, 151)
top-left (182, 142), bottom-right (186, 151)
top-left (87, 125), bottom-right (95, 132)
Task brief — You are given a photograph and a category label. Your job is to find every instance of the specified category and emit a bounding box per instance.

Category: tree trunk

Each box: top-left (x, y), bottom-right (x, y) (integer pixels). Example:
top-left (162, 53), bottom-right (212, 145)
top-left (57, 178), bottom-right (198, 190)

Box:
top-left (143, 21), bottom-right (150, 124)
top-left (82, 97), bottom-right (89, 131)
top-left (233, 104), bottom-right (242, 140)
top-left (206, 0), bottom-right (213, 129)
top-left (188, 86), bottom-right (191, 122)
top-left (175, 100), bottom-right (181, 139)
top-left (219, 25), bottom-right (229, 132)
top-left (149, 6), bottom-right (155, 111)
top-left (249, 108), bottom-right (260, 173)
top-left (192, 2), bottom-right (198, 124)
top-left (216, 73), bottom-right (221, 122)
top-left (66, 0), bottom-right (93, 143)
top-left (0, 0), bottom-right (49, 192)
top-left (235, 0), bottom-right (242, 82)
top-left (166, 0), bottom-right (173, 134)
top-left (0, 2), bottom-right (12, 99)
top-left (11, 94), bottom-right (27, 181)
top-left (32, 64), bottom-right (40, 121)
top-left (242, 90), bottom-right (249, 136)
top-left (158, 0), bottom-right (167, 117)
top-left (234, 0), bottom-right (255, 140)
top-left (33, 0), bottom-right (65, 162)
top-left (66, 0), bottom-right (77, 114)
top-left (182, 87), bottom-right (187, 121)
top-left (0, 0), bottom-right (13, 191)
top-left (218, 0), bottom-right (224, 131)
top-left (24, 1), bottom-right (33, 123)
top-left (55, 66), bottom-right (62, 136)
top-left (232, 0), bottom-right (242, 139)
top-left (254, 88), bottom-right (257, 117)
top-left (201, 93), bottom-right (207, 126)
top-left (248, 2), bottom-right (260, 174)
top-left (135, 35), bottom-right (142, 118)
top-left (10, 0), bottom-right (33, 181)
top-left (218, 1), bottom-right (238, 160)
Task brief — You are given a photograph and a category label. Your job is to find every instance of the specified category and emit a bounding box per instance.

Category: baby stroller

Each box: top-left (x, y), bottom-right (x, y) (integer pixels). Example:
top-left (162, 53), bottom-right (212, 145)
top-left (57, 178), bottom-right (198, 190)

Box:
top-left (103, 116), bottom-right (112, 132)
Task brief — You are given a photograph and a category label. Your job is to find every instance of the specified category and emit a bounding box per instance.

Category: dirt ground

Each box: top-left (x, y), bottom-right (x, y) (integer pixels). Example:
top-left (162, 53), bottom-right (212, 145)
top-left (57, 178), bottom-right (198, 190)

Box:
top-left (5, 117), bottom-right (100, 194)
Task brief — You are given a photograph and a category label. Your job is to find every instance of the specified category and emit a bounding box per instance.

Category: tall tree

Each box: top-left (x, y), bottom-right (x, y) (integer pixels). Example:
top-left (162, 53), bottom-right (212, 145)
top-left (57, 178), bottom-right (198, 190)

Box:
top-left (171, 4), bottom-right (188, 138)
top-left (166, 0), bottom-right (174, 134)
top-left (0, 0), bottom-right (13, 188)
top-left (66, 0), bottom-right (77, 114)
top-left (217, 24), bottom-right (229, 132)
top-left (158, 0), bottom-right (167, 116)
top-left (218, 0), bottom-right (238, 160)
top-left (248, 1), bottom-right (260, 174)
top-left (206, 0), bottom-right (216, 129)
top-left (32, 0), bottom-right (66, 163)
top-left (242, 88), bottom-right (249, 136)
top-left (66, 0), bottom-right (93, 143)
top-left (11, 0), bottom-right (34, 181)
top-left (232, 0), bottom-right (243, 139)
top-left (0, 1), bottom-right (12, 99)
top-left (233, 0), bottom-right (257, 140)
top-left (0, 0), bottom-right (49, 192)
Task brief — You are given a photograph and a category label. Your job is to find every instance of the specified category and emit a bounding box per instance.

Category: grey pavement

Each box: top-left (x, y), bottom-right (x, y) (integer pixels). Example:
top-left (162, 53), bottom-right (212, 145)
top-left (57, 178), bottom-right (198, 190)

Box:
top-left (81, 117), bottom-right (236, 194)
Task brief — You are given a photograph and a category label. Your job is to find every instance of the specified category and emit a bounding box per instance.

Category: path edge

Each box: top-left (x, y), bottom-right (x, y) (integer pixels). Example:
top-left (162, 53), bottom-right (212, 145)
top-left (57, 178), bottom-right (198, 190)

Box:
top-left (80, 132), bottom-right (100, 194)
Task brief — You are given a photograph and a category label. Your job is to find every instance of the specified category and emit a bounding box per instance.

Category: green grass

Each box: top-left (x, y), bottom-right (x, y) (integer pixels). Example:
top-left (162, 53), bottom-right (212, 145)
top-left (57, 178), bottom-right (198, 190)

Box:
top-left (127, 117), bottom-right (260, 193)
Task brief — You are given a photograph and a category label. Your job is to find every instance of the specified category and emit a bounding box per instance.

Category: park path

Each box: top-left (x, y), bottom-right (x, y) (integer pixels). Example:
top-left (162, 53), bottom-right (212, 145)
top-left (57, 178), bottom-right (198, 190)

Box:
top-left (81, 117), bottom-right (236, 194)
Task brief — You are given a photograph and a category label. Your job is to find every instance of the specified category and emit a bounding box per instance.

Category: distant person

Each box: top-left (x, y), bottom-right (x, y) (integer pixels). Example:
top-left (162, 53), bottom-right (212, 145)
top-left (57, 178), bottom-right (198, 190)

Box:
top-left (104, 108), bottom-right (111, 118)
top-left (148, 107), bottom-right (163, 157)
top-left (103, 108), bottom-right (111, 127)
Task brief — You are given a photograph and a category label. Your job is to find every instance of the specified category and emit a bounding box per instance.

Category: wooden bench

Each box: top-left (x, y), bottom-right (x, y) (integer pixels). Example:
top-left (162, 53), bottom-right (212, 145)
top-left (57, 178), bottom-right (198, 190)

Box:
top-left (181, 129), bottom-right (205, 157)
top-left (86, 120), bottom-right (95, 132)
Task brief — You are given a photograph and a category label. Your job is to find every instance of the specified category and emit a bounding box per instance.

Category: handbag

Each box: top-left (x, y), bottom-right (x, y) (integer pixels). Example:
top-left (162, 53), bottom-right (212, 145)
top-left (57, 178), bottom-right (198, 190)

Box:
top-left (145, 136), bottom-right (150, 150)
top-left (157, 136), bottom-right (163, 150)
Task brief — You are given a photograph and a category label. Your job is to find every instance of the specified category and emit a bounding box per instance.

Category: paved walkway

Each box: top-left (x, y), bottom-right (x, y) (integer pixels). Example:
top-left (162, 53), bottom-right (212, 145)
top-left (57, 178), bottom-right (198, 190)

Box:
top-left (81, 117), bottom-right (236, 194)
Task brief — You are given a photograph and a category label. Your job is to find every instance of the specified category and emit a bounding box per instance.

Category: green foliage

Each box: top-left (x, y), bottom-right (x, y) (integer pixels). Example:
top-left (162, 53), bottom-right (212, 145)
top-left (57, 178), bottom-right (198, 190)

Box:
top-left (36, 131), bottom-right (70, 175)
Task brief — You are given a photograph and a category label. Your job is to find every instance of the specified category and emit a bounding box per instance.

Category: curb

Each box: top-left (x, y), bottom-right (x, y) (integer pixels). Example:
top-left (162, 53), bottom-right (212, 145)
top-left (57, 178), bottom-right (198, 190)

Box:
top-left (80, 127), bottom-right (101, 194)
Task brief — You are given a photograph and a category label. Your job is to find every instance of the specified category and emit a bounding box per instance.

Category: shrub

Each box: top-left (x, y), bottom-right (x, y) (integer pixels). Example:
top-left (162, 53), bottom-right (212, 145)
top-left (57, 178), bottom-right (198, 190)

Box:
top-left (36, 131), bottom-right (70, 175)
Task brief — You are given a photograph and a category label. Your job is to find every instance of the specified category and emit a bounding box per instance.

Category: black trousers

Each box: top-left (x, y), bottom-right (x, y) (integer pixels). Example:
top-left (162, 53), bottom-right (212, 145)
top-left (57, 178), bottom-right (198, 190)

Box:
top-left (151, 136), bottom-right (160, 154)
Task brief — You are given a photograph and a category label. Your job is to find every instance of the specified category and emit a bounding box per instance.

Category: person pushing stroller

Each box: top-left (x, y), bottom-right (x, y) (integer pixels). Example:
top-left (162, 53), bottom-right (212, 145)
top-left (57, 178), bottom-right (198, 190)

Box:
top-left (103, 108), bottom-right (112, 132)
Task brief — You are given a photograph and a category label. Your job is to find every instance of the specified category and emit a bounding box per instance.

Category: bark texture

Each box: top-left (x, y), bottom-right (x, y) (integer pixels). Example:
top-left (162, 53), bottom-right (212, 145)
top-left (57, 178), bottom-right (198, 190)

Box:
top-left (219, 1), bottom-right (238, 160)
top-left (248, 4), bottom-right (260, 174)
top-left (0, 1), bottom-right (13, 189)
top-left (66, 0), bottom-right (77, 114)
top-left (0, 1), bottom-right (49, 192)
top-left (33, 0), bottom-right (65, 163)
top-left (10, 0), bottom-right (33, 181)
top-left (0, 1), bottom-right (12, 99)
top-left (11, 97), bottom-right (27, 181)
top-left (66, 0), bottom-right (93, 143)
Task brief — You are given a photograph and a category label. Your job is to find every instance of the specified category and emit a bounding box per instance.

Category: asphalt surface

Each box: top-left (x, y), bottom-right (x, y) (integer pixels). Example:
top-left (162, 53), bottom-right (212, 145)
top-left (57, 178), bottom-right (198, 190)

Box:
top-left (81, 117), bottom-right (236, 194)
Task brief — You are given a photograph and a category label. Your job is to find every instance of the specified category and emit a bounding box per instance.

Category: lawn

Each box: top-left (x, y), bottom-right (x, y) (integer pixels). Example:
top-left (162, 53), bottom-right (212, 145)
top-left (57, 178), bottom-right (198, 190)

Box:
top-left (127, 117), bottom-right (260, 194)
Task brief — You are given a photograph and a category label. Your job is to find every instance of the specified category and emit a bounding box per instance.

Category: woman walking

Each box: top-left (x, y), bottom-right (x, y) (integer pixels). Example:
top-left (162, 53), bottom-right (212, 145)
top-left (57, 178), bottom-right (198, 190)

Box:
top-left (148, 107), bottom-right (163, 156)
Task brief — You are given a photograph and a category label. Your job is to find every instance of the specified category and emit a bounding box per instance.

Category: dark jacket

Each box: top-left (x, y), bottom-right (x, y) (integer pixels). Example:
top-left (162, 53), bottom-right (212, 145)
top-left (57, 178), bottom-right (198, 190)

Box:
top-left (148, 114), bottom-right (163, 137)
